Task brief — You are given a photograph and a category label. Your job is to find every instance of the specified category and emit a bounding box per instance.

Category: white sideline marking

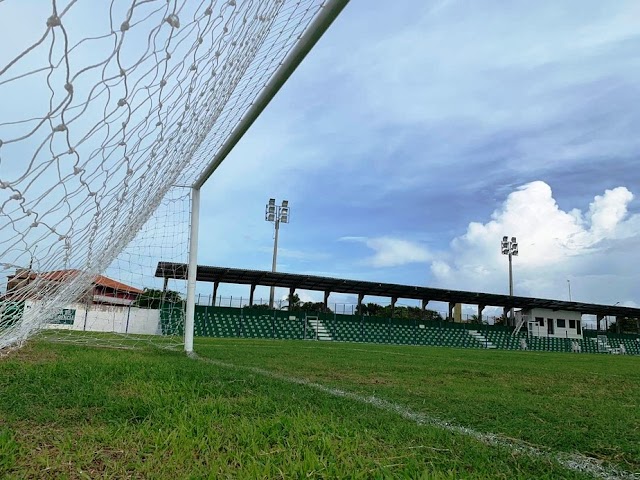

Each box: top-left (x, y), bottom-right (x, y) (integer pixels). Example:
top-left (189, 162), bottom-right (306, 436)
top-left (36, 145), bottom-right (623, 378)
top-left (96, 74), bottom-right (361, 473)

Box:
top-left (191, 353), bottom-right (639, 480)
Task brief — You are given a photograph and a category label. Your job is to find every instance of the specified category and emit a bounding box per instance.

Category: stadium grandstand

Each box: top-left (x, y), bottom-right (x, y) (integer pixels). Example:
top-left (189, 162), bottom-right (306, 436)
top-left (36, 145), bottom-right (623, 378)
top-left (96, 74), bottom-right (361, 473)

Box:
top-left (155, 262), bottom-right (640, 356)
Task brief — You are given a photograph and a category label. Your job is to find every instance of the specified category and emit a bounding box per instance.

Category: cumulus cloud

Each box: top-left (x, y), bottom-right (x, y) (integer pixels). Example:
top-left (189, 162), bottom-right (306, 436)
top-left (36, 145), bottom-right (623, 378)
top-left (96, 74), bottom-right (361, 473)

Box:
top-left (431, 181), bottom-right (639, 305)
top-left (341, 236), bottom-right (432, 268)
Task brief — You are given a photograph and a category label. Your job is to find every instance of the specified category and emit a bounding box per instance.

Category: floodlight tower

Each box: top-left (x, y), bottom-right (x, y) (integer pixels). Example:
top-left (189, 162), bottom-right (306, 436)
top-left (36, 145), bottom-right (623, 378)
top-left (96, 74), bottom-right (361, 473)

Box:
top-left (501, 236), bottom-right (518, 321)
top-left (265, 198), bottom-right (290, 308)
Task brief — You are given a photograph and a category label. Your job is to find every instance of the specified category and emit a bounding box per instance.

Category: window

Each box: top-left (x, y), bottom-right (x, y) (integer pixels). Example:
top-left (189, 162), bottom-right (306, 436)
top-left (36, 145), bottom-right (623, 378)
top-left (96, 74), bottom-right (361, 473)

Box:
top-left (557, 319), bottom-right (566, 328)
top-left (536, 317), bottom-right (544, 326)
top-left (569, 319), bottom-right (576, 329)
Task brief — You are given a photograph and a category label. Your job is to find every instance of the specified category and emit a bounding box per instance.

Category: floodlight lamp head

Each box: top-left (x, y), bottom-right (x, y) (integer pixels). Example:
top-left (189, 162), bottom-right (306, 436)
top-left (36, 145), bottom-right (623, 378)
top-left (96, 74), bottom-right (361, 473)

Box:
top-left (265, 201), bottom-right (276, 222)
top-left (268, 198), bottom-right (275, 206)
top-left (501, 237), bottom-right (509, 254)
top-left (511, 236), bottom-right (517, 243)
top-left (281, 200), bottom-right (288, 207)
top-left (280, 206), bottom-right (290, 223)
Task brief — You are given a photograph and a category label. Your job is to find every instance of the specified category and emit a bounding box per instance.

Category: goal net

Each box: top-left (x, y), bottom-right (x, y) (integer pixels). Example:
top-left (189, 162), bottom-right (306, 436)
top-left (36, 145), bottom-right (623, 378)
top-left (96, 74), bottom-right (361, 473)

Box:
top-left (0, 0), bottom-right (336, 352)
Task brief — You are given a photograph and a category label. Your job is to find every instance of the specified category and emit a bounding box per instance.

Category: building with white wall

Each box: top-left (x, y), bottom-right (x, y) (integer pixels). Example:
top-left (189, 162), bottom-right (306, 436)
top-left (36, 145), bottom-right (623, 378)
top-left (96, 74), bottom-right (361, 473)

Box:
top-left (24, 300), bottom-right (162, 335)
top-left (516, 308), bottom-right (583, 339)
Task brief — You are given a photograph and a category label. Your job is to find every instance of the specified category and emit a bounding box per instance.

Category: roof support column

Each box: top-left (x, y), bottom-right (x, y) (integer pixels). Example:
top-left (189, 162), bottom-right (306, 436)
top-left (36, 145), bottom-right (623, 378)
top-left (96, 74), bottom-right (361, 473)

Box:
top-left (503, 306), bottom-right (510, 320)
top-left (477, 304), bottom-right (485, 323)
top-left (449, 302), bottom-right (456, 321)
top-left (357, 293), bottom-right (365, 314)
top-left (391, 297), bottom-right (398, 318)
top-left (161, 276), bottom-right (169, 303)
top-left (597, 313), bottom-right (605, 332)
top-left (289, 287), bottom-right (296, 310)
top-left (321, 291), bottom-right (329, 310)
top-left (323, 290), bottom-right (331, 311)
top-left (421, 299), bottom-right (430, 320)
top-left (249, 284), bottom-right (256, 307)
top-left (212, 282), bottom-right (219, 307)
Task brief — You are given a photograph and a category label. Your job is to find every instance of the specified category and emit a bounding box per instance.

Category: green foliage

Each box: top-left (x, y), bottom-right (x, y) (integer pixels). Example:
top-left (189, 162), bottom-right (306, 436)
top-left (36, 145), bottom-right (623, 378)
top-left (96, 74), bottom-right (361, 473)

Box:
top-left (285, 292), bottom-right (301, 310)
top-left (356, 302), bottom-right (443, 321)
top-left (297, 301), bottom-right (332, 314)
top-left (608, 316), bottom-right (640, 334)
top-left (494, 315), bottom-right (507, 326)
top-left (134, 288), bottom-right (183, 309)
top-left (283, 294), bottom-right (332, 313)
top-left (243, 303), bottom-right (271, 312)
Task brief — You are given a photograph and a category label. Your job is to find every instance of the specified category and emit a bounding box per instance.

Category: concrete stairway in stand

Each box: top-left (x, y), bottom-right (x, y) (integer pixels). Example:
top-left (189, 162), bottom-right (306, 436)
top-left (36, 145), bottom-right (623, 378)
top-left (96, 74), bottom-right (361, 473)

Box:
top-left (306, 316), bottom-right (333, 341)
top-left (468, 330), bottom-right (497, 349)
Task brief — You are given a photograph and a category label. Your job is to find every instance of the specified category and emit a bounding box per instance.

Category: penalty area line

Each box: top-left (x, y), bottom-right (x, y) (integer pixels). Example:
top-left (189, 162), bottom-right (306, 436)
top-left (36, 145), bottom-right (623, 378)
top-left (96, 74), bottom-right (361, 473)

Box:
top-left (190, 353), bottom-right (638, 480)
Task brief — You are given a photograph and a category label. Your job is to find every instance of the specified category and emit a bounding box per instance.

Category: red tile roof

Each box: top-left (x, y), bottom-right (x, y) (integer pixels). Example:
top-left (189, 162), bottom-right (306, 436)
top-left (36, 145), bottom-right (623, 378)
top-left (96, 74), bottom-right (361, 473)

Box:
top-left (36, 269), bottom-right (143, 294)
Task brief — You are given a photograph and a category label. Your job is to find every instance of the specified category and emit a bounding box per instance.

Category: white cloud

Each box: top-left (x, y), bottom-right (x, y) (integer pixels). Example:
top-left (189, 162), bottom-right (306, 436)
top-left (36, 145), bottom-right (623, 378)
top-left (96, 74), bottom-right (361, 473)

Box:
top-left (431, 181), bottom-right (639, 306)
top-left (342, 236), bottom-right (431, 268)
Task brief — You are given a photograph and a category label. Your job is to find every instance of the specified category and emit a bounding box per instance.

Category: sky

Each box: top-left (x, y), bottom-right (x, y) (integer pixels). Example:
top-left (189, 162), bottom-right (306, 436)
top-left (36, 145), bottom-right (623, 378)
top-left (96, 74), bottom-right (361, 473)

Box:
top-left (191, 0), bottom-right (640, 315)
top-left (1, 1), bottom-right (639, 320)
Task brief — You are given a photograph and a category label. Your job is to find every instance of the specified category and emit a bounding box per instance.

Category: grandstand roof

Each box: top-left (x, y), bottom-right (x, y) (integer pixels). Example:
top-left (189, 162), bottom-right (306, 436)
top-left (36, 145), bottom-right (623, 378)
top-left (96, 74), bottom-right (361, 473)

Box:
top-left (155, 262), bottom-right (640, 318)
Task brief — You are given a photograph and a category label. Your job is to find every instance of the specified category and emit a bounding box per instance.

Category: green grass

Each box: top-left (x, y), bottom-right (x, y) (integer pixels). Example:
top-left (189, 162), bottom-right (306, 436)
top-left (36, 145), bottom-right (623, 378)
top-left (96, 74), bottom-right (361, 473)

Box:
top-left (0, 337), bottom-right (638, 479)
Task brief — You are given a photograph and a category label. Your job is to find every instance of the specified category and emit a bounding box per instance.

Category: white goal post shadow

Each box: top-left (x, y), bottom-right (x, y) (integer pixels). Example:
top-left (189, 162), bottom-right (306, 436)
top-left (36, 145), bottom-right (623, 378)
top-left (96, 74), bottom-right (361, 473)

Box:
top-left (183, 0), bottom-right (350, 353)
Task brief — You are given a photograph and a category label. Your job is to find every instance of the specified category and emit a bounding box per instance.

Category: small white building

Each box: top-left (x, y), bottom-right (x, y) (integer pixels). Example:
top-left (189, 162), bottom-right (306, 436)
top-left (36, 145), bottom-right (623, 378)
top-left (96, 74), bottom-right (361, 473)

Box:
top-left (516, 308), bottom-right (583, 339)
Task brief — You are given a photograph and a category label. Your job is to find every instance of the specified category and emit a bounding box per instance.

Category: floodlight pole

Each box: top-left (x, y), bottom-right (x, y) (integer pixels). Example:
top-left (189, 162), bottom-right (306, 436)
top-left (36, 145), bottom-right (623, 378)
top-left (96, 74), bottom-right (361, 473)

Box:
top-left (184, 187), bottom-right (200, 353)
top-left (266, 199), bottom-right (289, 308)
top-left (501, 236), bottom-right (518, 325)
top-left (508, 252), bottom-right (514, 298)
top-left (269, 218), bottom-right (280, 309)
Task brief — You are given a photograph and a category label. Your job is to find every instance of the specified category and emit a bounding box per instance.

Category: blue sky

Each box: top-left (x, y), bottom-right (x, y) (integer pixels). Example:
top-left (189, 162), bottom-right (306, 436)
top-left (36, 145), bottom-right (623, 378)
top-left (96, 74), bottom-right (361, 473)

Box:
top-left (1, 1), bottom-right (639, 318)
top-left (190, 0), bottom-right (640, 313)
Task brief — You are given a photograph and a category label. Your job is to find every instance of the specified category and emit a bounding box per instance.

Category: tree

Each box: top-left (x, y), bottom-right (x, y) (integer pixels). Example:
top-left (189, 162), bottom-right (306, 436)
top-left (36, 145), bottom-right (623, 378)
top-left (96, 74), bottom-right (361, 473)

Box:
top-left (286, 293), bottom-right (301, 311)
top-left (356, 302), bottom-right (384, 316)
top-left (608, 316), bottom-right (640, 334)
top-left (134, 288), bottom-right (183, 309)
top-left (355, 302), bottom-right (442, 321)
top-left (298, 301), bottom-right (332, 314)
top-left (494, 315), bottom-right (507, 326)
top-left (423, 309), bottom-right (444, 322)
top-left (469, 314), bottom-right (482, 324)
top-left (244, 303), bottom-right (271, 312)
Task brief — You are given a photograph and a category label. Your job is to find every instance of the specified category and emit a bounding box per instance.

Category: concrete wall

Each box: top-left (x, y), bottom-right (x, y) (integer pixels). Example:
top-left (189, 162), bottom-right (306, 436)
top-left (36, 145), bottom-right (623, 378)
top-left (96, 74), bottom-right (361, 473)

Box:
top-left (26, 301), bottom-right (161, 335)
top-left (522, 308), bottom-right (583, 339)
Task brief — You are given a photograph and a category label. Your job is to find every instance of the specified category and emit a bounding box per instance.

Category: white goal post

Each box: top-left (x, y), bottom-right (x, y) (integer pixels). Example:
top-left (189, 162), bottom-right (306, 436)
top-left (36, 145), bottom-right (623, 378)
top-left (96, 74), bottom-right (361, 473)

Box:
top-left (0, 0), bottom-right (349, 353)
top-left (184, 0), bottom-right (350, 353)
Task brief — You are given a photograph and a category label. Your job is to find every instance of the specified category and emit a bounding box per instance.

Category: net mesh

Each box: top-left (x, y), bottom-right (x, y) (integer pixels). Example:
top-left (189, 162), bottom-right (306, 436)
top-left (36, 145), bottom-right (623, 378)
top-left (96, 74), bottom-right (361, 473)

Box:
top-left (0, 0), bottom-right (328, 352)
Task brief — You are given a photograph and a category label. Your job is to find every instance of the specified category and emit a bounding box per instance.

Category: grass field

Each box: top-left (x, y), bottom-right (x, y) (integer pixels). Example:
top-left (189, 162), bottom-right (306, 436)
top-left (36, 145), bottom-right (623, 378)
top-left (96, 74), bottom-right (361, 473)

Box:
top-left (1, 337), bottom-right (638, 479)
